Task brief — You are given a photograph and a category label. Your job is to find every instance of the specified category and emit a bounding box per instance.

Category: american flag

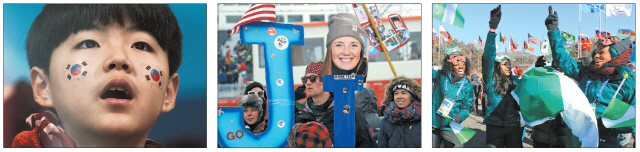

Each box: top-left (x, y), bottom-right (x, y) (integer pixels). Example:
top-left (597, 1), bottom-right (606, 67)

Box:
top-left (229, 4), bottom-right (277, 35)
top-left (528, 33), bottom-right (540, 45)
top-left (478, 35), bottom-right (484, 47)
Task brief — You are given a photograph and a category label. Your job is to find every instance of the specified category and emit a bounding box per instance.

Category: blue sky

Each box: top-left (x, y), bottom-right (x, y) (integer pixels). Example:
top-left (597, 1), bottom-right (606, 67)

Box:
top-left (433, 4), bottom-right (636, 55)
top-left (3, 4), bottom-right (207, 101)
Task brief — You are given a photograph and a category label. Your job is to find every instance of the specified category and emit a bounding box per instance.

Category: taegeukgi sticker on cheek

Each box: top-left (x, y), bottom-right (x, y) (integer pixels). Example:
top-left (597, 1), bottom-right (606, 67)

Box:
top-left (142, 64), bottom-right (164, 90)
top-left (65, 61), bottom-right (89, 81)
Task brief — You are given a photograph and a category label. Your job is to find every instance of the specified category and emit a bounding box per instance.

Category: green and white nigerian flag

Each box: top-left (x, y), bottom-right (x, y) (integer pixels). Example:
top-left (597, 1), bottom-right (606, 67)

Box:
top-left (512, 67), bottom-right (599, 148)
top-left (601, 98), bottom-right (636, 128)
top-left (449, 121), bottom-right (476, 144)
top-left (433, 4), bottom-right (465, 28)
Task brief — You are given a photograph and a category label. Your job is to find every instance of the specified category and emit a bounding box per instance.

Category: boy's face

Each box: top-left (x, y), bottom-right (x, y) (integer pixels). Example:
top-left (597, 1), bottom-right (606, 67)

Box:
top-left (43, 23), bottom-right (177, 137)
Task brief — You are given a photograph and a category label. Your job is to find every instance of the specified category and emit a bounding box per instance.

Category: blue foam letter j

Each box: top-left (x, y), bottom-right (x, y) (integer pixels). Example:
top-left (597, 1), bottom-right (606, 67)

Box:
top-left (323, 75), bottom-right (364, 147)
top-left (218, 22), bottom-right (303, 148)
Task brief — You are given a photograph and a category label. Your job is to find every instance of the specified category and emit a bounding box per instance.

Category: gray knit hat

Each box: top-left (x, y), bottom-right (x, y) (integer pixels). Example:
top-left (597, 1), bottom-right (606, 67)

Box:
top-left (326, 13), bottom-right (365, 48)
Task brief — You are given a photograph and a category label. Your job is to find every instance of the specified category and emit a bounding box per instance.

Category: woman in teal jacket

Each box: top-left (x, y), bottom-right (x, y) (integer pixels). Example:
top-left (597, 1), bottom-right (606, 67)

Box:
top-left (432, 46), bottom-right (474, 148)
top-left (544, 6), bottom-right (635, 148)
top-left (482, 5), bottom-right (524, 148)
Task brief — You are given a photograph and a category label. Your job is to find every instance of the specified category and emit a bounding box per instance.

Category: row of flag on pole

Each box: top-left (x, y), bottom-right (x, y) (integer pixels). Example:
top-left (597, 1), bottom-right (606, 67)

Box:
top-left (433, 4), bottom-right (634, 55)
top-left (582, 4), bottom-right (633, 17)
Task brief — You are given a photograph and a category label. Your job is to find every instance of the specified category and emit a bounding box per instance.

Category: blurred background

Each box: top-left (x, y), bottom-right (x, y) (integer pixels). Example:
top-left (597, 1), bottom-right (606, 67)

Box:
top-left (3, 4), bottom-right (207, 148)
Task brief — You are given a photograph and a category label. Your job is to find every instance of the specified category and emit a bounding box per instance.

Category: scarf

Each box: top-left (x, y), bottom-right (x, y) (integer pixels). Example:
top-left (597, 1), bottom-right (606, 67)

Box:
top-left (587, 48), bottom-right (632, 79)
top-left (383, 100), bottom-right (421, 124)
top-left (450, 72), bottom-right (464, 84)
top-left (246, 120), bottom-right (267, 134)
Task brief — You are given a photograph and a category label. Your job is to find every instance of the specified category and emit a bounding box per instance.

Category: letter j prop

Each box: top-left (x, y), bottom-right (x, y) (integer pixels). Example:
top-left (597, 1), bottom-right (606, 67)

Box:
top-left (323, 75), bottom-right (364, 148)
top-left (218, 22), bottom-right (303, 148)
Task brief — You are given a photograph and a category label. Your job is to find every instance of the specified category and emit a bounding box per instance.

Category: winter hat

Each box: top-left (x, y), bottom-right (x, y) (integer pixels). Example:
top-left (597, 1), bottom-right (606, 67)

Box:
top-left (294, 85), bottom-right (307, 101)
top-left (294, 122), bottom-right (333, 148)
top-left (245, 81), bottom-right (267, 101)
top-left (326, 13), bottom-right (365, 49)
top-left (445, 45), bottom-right (461, 55)
top-left (592, 37), bottom-right (633, 58)
top-left (382, 76), bottom-right (421, 107)
top-left (305, 62), bottom-right (323, 75)
top-left (237, 95), bottom-right (265, 124)
top-left (495, 54), bottom-right (515, 63)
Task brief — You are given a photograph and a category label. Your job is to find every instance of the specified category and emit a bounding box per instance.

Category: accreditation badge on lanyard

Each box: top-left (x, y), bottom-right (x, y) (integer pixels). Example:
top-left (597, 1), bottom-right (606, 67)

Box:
top-left (585, 78), bottom-right (610, 112)
top-left (437, 78), bottom-right (466, 118)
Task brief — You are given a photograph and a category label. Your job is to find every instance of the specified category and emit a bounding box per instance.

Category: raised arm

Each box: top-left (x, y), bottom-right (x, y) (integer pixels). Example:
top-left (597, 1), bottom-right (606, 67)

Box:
top-left (482, 5), bottom-right (501, 87)
top-left (545, 6), bottom-right (580, 79)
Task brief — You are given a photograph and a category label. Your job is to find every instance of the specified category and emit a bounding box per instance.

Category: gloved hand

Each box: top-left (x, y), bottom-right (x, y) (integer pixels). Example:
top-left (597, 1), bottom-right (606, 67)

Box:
top-left (453, 115), bottom-right (462, 123)
top-left (489, 5), bottom-right (502, 30)
top-left (535, 55), bottom-right (546, 67)
top-left (545, 6), bottom-right (559, 32)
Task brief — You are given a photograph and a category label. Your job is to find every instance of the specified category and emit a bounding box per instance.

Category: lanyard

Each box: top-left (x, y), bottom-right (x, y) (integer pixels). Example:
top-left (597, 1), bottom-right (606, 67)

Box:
top-left (455, 79), bottom-right (467, 100)
top-left (584, 78), bottom-right (610, 99)
top-left (444, 76), bottom-right (466, 100)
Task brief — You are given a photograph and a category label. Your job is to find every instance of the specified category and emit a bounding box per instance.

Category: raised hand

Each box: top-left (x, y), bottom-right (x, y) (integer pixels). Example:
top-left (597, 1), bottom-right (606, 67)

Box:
top-left (545, 6), bottom-right (559, 32)
top-left (489, 5), bottom-right (502, 30)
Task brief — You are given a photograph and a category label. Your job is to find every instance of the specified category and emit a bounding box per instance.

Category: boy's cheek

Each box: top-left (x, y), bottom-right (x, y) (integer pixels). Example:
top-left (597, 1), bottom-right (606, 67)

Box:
top-left (139, 63), bottom-right (166, 91)
top-left (63, 60), bottom-right (94, 83)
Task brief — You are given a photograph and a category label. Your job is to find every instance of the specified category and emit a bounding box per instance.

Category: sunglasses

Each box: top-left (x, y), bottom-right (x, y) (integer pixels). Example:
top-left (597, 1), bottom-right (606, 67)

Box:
top-left (301, 75), bottom-right (319, 83)
top-left (247, 90), bottom-right (265, 96)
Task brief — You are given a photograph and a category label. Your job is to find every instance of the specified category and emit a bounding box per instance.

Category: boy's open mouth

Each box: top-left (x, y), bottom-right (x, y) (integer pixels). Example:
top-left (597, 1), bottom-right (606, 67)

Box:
top-left (100, 78), bottom-right (135, 106)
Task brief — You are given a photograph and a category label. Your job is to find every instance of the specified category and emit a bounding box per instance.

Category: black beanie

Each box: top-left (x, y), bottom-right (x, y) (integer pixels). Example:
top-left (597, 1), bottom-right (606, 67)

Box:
top-left (294, 85), bottom-right (307, 101)
top-left (245, 81), bottom-right (267, 101)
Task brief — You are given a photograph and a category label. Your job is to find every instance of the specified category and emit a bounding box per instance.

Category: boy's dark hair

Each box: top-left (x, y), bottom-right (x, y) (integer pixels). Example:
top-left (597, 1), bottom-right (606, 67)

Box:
top-left (26, 4), bottom-right (182, 76)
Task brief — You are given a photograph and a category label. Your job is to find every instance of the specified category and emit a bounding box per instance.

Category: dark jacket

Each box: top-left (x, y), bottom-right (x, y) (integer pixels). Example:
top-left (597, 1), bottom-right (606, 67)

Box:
top-left (355, 87), bottom-right (383, 142)
top-left (481, 32), bottom-right (521, 127)
top-left (295, 94), bottom-right (377, 148)
top-left (378, 118), bottom-right (421, 148)
top-left (531, 114), bottom-right (568, 146)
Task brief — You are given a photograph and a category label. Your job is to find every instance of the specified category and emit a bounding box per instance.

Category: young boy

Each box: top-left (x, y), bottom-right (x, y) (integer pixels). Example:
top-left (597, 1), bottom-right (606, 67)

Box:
top-left (13, 4), bottom-right (182, 148)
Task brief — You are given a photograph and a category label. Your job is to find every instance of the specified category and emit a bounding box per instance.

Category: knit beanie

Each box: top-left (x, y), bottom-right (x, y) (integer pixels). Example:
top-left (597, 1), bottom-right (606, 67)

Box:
top-left (294, 85), bottom-right (307, 101)
top-left (326, 13), bottom-right (365, 49)
top-left (294, 122), bottom-right (333, 148)
top-left (245, 81), bottom-right (267, 101)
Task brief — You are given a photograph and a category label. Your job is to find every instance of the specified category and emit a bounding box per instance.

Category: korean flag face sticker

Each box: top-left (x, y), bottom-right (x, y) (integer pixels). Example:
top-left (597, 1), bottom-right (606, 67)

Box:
top-left (144, 65), bottom-right (164, 90)
top-left (66, 61), bottom-right (88, 81)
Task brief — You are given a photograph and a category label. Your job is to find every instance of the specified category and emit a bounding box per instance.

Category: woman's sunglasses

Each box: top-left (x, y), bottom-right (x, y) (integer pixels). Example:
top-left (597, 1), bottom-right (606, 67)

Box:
top-left (248, 90), bottom-right (264, 96)
top-left (301, 75), bottom-right (318, 83)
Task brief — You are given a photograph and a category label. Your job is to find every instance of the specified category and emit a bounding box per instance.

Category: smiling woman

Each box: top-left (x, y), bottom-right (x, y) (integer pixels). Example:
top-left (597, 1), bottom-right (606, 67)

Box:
top-left (318, 13), bottom-right (368, 83)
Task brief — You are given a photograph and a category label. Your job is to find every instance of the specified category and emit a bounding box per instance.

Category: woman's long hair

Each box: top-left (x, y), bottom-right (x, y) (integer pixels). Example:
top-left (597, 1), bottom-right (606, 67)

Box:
top-left (438, 54), bottom-right (472, 82)
top-left (492, 61), bottom-right (513, 97)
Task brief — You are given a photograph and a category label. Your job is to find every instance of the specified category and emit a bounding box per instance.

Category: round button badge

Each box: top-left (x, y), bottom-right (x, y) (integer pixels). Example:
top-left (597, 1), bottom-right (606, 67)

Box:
top-left (268, 27), bottom-right (276, 36)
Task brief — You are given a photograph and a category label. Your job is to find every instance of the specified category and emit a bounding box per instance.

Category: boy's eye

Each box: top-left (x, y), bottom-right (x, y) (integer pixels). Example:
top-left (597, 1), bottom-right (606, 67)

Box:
top-left (75, 40), bottom-right (100, 49)
top-left (132, 42), bottom-right (152, 52)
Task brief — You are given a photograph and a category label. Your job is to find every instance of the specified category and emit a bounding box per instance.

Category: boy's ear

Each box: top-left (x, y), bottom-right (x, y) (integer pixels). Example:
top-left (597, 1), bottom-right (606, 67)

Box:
top-left (30, 67), bottom-right (54, 108)
top-left (161, 73), bottom-right (179, 113)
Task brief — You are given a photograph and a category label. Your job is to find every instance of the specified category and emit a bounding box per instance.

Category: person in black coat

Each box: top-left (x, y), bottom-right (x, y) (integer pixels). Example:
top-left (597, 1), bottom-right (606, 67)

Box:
top-left (295, 61), bottom-right (377, 147)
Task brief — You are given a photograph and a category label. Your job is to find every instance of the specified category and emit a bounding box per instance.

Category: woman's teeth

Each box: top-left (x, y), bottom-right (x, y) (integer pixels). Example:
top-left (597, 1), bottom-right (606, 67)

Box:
top-left (341, 58), bottom-right (352, 62)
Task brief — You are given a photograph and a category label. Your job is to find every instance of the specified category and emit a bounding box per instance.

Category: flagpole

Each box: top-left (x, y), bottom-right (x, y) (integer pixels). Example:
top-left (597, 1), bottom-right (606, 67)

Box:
top-left (362, 4), bottom-right (397, 77)
top-left (579, 4), bottom-right (582, 58)
top-left (438, 22), bottom-right (441, 67)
